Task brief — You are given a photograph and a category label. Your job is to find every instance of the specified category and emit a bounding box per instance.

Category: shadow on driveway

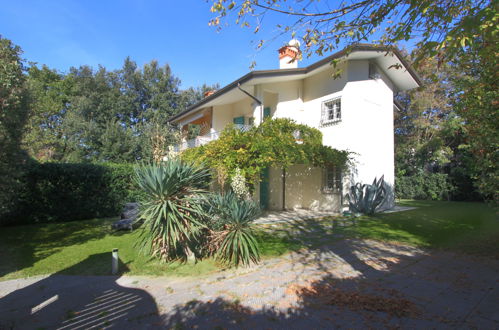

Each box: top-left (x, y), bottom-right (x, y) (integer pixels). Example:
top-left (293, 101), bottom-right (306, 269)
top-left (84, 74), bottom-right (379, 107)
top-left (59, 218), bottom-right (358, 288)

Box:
top-left (0, 253), bottom-right (162, 329)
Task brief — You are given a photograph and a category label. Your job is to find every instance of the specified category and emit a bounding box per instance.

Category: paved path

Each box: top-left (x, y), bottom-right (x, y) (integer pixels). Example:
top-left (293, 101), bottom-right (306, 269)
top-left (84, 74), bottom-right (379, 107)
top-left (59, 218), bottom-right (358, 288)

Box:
top-left (1, 239), bottom-right (498, 329)
top-left (254, 209), bottom-right (339, 225)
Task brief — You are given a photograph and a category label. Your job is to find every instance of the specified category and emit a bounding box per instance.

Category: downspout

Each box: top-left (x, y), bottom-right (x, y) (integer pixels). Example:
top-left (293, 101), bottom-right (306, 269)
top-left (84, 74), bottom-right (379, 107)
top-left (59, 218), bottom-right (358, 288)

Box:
top-left (237, 83), bottom-right (263, 122)
top-left (237, 83), bottom-right (267, 208)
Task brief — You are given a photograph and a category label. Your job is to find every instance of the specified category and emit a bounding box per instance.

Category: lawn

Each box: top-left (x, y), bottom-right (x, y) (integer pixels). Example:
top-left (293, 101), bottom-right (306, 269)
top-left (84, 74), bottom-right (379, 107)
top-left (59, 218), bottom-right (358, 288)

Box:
top-left (0, 200), bottom-right (496, 281)
top-left (336, 200), bottom-right (498, 256)
top-left (0, 217), bottom-right (298, 281)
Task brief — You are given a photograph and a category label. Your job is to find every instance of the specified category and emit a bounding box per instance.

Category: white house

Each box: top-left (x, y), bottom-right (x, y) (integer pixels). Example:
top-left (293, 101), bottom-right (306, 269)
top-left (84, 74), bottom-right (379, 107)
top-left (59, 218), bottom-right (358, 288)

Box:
top-left (168, 43), bottom-right (421, 212)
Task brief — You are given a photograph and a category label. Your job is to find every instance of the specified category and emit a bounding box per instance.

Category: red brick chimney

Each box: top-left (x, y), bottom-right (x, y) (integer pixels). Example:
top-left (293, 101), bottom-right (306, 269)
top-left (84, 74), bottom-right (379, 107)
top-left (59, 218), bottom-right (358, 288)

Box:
top-left (204, 90), bottom-right (216, 98)
top-left (278, 39), bottom-right (301, 69)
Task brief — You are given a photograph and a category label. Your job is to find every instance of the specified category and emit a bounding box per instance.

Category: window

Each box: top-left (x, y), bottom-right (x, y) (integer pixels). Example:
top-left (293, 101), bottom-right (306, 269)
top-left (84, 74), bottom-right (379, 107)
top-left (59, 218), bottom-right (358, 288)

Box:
top-left (321, 97), bottom-right (341, 125)
top-left (323, 166), bottom-right (342, 193)
top-left (369, 62), bottom-right (381, 80)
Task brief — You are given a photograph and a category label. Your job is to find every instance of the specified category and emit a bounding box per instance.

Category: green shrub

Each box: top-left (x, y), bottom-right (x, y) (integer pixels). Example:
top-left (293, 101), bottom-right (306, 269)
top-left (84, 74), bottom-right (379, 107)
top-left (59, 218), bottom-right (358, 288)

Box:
top-left (396, 172), bottom-right (453, 200)
top-left (2, 162), bottom-right (142, 225)
top-left (205, 192), bottom-right (261, 267)
top-left (347, 176), bottom-right (387, 215)
top-left (134, 161), bottom-right (211, 262)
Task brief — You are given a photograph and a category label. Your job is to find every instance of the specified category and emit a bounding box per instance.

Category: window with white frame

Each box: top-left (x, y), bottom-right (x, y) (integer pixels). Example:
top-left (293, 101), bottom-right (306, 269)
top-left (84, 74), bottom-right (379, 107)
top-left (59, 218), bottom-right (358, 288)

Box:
top-left (321, 97), bottom-right (341, 125)
top-left (323, 166), bottom-right (342, 193)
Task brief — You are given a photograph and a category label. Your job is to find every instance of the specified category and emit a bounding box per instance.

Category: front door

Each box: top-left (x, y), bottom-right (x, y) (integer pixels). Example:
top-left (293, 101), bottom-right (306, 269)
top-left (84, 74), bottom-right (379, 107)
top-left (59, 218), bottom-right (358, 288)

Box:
top-left (260, 167), bottom-right (269, 210)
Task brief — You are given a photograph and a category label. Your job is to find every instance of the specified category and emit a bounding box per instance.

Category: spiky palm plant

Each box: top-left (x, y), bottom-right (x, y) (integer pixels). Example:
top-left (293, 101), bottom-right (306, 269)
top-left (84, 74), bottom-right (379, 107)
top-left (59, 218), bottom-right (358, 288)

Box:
top-left (134, 160), bottom-right (211, 262)
top-left (205, 192), bottom-right (261, 267)
top-left (347, 175), bottom-right (387, 215)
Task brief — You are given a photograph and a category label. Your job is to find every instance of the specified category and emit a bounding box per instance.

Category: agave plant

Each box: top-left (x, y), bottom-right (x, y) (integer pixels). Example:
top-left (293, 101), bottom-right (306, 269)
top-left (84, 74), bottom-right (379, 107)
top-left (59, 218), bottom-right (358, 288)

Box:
top-left (347, 175), bottom-right (387, 215)
top-left (134, 160), bottom-right (211, 262)
top-left (205, 192), bottom-right (261, 267)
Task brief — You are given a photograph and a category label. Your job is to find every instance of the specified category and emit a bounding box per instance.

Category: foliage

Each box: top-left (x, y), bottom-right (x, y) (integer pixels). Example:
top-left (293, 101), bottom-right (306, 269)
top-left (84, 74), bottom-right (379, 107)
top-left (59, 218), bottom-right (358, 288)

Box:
top-left (396, 172), bottom-right (453, 201)
top-left (134, 161), bottom-right (211, 262)
top-left (180, 83), bottom-right (220, 109)
top-left (23, 65), bottom-right (70, 161)
top-left (182, 118), bottom-right (350, 187)
top-left (394, 54), bottom-right (484, 201)
top-left (449, 37), bottom-right (498, 201)
top-left (23, 57), bottom-right (210, 163)
top-left (347, 176), bottom-right (387, 215)
top-left (1, 162), bottom-right (141, 226)
top-left (230, 168), bottom-right (251, 200)
top-left (209, 0), bottom-right (496, 66)
top-left (0, 36), bottom-right (30, 221)
top-left (204, 192), bottom-right (261, 267)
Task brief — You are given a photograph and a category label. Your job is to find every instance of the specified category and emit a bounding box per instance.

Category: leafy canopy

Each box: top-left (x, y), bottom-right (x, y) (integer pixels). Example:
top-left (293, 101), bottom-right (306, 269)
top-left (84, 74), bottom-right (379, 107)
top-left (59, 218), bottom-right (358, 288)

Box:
top-left (209, 0), bottom-right (497, 65)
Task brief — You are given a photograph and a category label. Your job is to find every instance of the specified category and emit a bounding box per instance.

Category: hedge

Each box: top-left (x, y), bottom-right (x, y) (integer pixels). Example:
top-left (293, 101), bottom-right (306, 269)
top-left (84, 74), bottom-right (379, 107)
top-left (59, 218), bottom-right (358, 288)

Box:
top-left (396, 172), bottom-right (453, 201)
top-left (1, 162), bottom-right (142, 225)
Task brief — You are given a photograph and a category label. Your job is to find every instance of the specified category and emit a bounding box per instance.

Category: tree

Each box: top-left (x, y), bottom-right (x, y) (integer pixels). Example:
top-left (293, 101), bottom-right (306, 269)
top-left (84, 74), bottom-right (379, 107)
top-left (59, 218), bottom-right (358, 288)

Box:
top-left (0, 36), bottom-right (30, 219)
top-left (180, 83), bottom-right (220, 109)
top-left (24, 65), bottom-right (72, 161)
top-left (449, 38), bottom-right (498, 200)
top-left (210, 0), bottom-right (496, 64)
top-left (25, 58), bottom-right (186, 163)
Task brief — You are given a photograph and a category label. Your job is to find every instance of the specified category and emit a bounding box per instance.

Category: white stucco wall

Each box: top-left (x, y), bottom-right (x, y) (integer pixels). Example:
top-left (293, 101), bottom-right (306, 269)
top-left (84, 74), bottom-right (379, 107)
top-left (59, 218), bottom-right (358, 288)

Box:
top-left (212, 104), bottom-right (233, 132)
top-left (210, 59), bottom-right (396, 210)
top-left (317, 60), bottom-right (395, 207)
top-left (267, 165), bottom-right (341, 211)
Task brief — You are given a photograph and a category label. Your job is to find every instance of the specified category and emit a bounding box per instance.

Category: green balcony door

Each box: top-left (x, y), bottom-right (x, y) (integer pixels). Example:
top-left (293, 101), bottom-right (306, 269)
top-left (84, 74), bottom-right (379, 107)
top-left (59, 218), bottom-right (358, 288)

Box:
top-left (233, 116), bottom-right (245, 125)
top-left (263, 107), bottom-right (271, 119)
top-left (260, 167), bottom-right (269, 210)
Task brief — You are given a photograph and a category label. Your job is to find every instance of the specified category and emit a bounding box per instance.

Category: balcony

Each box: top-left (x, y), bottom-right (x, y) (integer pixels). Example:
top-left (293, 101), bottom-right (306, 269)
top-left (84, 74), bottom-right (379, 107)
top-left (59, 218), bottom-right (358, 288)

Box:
top-left (173, 124), bottom-right (252, 152)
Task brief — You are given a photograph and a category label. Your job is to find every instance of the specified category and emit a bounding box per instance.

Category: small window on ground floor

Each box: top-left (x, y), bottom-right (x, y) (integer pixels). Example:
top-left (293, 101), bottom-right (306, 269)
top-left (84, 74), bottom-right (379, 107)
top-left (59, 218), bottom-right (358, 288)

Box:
top-left (323, 166), bottom-right (342, 193)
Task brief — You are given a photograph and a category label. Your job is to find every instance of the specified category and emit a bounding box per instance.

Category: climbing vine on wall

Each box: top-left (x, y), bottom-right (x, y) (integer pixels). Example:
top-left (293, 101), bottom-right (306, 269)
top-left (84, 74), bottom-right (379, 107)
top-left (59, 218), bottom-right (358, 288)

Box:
top-left (181, 118), bottom-right (351, 188)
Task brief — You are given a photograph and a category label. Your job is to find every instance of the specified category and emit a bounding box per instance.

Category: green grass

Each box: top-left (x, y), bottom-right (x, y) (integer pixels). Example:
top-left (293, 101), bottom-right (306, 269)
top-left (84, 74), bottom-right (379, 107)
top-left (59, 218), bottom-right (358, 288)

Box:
top-left (335, 200), bottom-right (499, 256)
top-left (0, 218), bottom-right (297, 281)
top-left (0, 200), bottom-right (496, 281)
top-left (0, 219), bottom-right (222, 281)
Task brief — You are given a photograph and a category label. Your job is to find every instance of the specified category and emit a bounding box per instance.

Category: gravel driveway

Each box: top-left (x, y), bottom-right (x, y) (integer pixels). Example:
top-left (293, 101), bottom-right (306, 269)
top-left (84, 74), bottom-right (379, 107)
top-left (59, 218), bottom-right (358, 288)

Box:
top-left (1, 237), bottom-right (498, 329)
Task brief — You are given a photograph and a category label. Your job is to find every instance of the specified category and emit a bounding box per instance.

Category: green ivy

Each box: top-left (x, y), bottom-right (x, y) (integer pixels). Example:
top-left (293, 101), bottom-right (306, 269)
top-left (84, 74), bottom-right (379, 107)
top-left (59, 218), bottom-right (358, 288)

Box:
top-left (181, 118), bottom-right (350, 187)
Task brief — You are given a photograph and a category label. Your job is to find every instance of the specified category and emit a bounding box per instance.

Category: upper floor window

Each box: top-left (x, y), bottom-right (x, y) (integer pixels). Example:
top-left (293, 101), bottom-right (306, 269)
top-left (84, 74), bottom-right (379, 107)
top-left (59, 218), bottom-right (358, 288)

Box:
top-left (321, 97), bottom-right (341, 126)
top-left (369, 62), bottom-right (381, 80)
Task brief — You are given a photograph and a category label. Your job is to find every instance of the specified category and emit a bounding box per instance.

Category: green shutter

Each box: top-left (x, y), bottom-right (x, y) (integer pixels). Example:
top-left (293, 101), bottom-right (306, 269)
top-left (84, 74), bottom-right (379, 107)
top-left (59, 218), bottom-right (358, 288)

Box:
top-left (263, 107), bottom-right (271, 118)
top-left (233, 116), bottom-right (245, 125)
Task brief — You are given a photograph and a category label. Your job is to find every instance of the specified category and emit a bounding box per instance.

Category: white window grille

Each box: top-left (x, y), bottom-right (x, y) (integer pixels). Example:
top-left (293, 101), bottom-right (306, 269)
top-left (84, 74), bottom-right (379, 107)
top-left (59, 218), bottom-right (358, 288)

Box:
top-left (321, 97), bottom-right (341, 125)
top-left (323, 166), bottom-right (342, 193)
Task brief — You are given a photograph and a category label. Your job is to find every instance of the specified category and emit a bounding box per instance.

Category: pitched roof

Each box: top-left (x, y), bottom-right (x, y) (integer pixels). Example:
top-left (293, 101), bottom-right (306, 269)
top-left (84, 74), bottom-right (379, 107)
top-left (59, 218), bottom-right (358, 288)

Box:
top-left (170, 44), bottom-right (421, 123)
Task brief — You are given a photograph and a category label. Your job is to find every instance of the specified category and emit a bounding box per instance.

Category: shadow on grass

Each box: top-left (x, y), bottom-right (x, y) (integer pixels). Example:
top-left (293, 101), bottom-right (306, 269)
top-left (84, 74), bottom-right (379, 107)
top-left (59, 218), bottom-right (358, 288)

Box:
top-left (0, 253), bottom-right (162, 329)
top-left (0, 218), bottom-right (129, 278)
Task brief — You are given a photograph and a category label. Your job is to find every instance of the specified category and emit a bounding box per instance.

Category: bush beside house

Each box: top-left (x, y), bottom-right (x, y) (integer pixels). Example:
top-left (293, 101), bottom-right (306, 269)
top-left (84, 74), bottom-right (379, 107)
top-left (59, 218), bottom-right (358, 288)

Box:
top-left (1, 162), bottom-right (142, 225)
top-left (396, 172), bottom-right (453, 201)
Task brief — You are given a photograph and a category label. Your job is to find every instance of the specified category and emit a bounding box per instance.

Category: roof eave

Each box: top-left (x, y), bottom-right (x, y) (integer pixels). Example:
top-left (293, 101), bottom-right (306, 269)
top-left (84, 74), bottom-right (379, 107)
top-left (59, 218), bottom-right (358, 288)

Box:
top-left (169, 44), bottom-right (421, 123)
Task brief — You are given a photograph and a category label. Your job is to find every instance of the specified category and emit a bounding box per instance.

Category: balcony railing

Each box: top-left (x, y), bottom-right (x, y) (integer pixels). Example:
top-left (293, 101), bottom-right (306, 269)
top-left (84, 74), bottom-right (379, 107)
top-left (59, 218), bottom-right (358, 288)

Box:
top-left (172, 124), bottom-right (252, 152)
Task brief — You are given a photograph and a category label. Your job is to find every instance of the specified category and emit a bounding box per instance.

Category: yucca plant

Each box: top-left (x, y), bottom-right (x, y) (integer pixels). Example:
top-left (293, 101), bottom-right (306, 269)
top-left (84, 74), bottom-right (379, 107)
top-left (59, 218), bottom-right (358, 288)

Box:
top-left (205, 192), bottom-right (261, 267)
top-left (134, 160), bottom-right (211, 262)
top-left (347, 175), bottom-right (387, 215)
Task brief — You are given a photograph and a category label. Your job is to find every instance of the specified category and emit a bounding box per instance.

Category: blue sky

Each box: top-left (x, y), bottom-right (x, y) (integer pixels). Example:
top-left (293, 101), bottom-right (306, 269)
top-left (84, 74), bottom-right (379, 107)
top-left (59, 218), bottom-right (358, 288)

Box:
top-left (0, 0), bottom-right (410, 89)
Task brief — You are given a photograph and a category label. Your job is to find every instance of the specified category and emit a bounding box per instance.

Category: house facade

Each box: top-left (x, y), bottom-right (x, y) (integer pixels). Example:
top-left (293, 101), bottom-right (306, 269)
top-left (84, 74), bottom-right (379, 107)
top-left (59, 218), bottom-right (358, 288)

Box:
top-left (168, 43), bottom-right (421, 212)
